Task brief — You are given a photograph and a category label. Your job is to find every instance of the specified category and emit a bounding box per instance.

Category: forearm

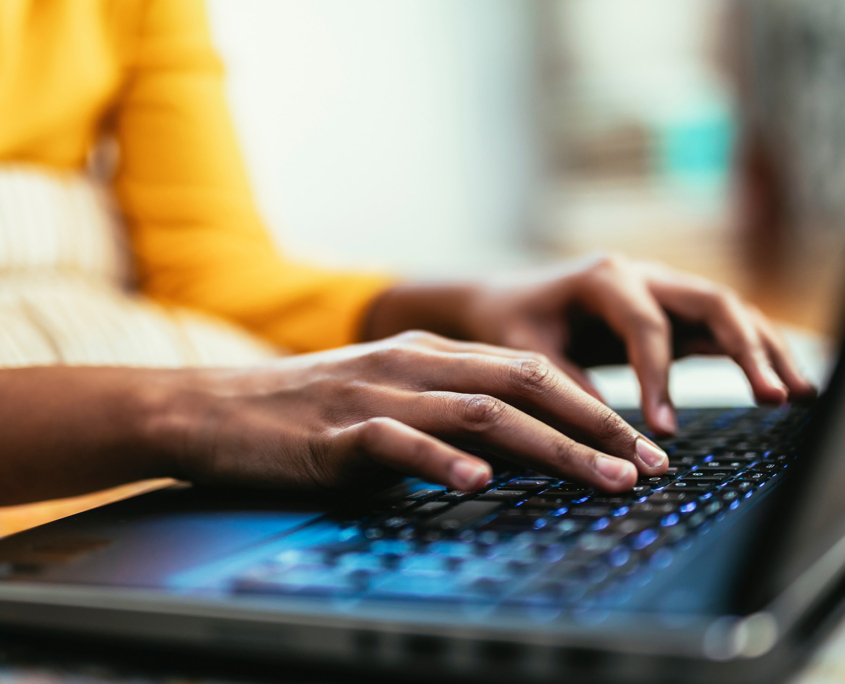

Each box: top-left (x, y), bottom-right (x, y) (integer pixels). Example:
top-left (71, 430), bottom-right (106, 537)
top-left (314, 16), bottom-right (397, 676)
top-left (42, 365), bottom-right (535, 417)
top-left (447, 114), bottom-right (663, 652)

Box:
top-left (0, 367), bottom-right (181, 505)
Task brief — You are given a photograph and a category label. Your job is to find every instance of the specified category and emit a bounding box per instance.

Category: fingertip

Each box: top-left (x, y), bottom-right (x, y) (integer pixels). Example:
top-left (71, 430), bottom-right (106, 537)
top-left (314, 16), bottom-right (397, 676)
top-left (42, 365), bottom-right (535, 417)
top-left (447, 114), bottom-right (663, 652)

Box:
top-left (595, 454), bottom-right (638, 492)
top-left (651, 403), bottom-right (677, 436)
top-left (744, 364), bottom-right (787, 405)
top-left (791, 376), bottom-right (818, 400)
top-left (756, 378), bottom-right (789, 405)
top-left (449, 458), bottom-right (491, 491)
top-left (799, 381), bottom-right (819, 399)
top-left (635, 437), bottom-right (668, 472)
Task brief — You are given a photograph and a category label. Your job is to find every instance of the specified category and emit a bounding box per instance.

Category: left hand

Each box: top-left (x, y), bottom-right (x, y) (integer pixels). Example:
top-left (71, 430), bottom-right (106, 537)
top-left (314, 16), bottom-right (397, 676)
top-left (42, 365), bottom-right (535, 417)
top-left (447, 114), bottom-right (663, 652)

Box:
top-left (365, 253), bottom-right (816, 436)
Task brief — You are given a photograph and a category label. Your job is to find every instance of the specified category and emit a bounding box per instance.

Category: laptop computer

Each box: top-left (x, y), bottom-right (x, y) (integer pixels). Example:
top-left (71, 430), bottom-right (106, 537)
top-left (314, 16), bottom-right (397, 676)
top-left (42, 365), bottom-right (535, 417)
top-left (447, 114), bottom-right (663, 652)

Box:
top-left (0, 341), bottom-right (841, 683)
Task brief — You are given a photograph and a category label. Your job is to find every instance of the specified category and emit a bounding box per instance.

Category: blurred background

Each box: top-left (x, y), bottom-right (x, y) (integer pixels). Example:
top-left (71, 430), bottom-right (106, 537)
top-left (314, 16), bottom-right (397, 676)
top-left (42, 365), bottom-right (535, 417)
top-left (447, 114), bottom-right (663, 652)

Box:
top-left (208, 0), bottom-right (845, 337)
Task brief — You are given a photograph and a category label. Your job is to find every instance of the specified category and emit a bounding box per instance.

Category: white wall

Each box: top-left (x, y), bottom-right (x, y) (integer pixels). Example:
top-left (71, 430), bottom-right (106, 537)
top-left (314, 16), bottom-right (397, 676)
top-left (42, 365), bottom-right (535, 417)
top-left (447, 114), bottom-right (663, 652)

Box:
top-left (207, 0), bottom-right (538, 277)
top-left (560, 0), bottom-right (727, 124)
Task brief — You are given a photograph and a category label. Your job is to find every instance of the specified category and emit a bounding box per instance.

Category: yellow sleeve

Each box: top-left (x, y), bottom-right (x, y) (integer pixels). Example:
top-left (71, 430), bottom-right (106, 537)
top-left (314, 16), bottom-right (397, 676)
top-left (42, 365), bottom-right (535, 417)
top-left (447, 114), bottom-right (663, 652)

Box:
top-left (111, 0), bottom-right (393, 353)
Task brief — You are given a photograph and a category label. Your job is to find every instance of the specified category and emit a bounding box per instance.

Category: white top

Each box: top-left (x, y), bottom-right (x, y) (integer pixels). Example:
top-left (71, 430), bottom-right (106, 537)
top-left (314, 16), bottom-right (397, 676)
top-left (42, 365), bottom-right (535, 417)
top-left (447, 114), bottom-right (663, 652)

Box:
top-left (0, 166), bottom-right (277, 368)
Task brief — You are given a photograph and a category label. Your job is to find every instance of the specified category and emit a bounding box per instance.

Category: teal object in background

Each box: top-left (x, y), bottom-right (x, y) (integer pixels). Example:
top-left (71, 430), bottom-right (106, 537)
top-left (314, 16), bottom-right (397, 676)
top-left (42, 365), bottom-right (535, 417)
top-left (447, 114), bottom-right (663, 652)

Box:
top-left (657, 111), bottom-right (735, 191)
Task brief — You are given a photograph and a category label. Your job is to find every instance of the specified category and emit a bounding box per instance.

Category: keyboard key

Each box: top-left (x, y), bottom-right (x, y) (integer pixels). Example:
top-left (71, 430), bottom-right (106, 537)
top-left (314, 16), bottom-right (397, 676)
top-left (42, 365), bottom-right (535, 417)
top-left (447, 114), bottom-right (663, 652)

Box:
top-left (500, 479), bottom-right (548, 490)
top-left (477, 490), bottom-right (528, 501)
top-left (685, 471), bottom-right (733, 483)
top-left (750, 462), bottom-right (782, 474)
top-left (606, 517), bottom-right (652, 536)
top-left (590, 496), bottom-right (633, 506)
top-left (499, 508), bottom-right (545, 519)
top-left (717, 489), bottom-right (740, 503)
top-left (700, 499), bottom-right (723, 517)
top-left (647, 491), bottom-right (696, 504)
top-left (405, 489), bottom-right (443, 501)
top-left (638, 476), bottom-right (671, 486)
top-left (383, 500), bottom-right (418, 513)
top-left (628, 502), bottom-right (675, 517)
top-left (668, 456), bottom-right (697, 467)
top-left (575, 532), bottom-right (619, 553)
top-left (525, 495), bottom-right (583, 509)
top-left (722, 452), bottom-right (761, 463)
top-left (540, 486), bottom-right (591, 497)
top-left (420, 501), bottom-right (502, 532)
top-left (566, 505), bottom-right (613, 519)
top-left (415, 501), bottom-right (451, 516)
top-left (440, 490), bottom-right (472, 502)
top-left (663, 482), bottom-right (711, 493)
top-left (701, 461), bottom-right (745, 471)
top-left (630, 527), bottom-right (662, 550)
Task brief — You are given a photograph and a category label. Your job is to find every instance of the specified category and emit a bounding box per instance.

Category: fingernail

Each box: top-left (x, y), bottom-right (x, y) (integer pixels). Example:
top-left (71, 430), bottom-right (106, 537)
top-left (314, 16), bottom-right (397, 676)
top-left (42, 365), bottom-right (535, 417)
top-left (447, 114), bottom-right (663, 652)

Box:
top-left (655, 404), bottom-right (677, 434)
top-left (451, 460), bottom-right (490, 490)
top-left (596, 455), bottom-right (636, 482)
top-left (636, 437), bottom-right (667, 468)
top-left (764, 367), bottom-right (787, 393)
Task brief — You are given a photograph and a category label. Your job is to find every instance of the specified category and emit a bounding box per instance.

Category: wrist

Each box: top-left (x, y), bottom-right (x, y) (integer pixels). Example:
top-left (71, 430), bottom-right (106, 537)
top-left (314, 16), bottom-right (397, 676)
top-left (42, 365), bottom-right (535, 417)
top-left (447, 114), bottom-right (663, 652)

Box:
top-left (361, 281), bottom-right (483, 341)
top-left (129, 370), bottom-right (210, 481)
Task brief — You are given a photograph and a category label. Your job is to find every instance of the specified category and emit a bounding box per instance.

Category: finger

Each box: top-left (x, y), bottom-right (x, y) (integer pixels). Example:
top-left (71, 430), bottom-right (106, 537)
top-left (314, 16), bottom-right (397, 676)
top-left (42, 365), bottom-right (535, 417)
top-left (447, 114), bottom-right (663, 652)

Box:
top-left (752, 314), bottom-right (817, 399)
top-left (339, 417), bottom-right (492, 491)
top-left (504, 329), bottom-right (606, 401)
top-left (411, 353), bottom-right (668, 475)
top-left (545, 353), bottom-right (605, 403)
top-left (396, 391), bottom-right (639, 492)
top-left (572, 267), bottom-right (676, 435)
top-left (406, 330), bottom-right (606, 402)
top-left (649, 280), bottom-right (789, 404)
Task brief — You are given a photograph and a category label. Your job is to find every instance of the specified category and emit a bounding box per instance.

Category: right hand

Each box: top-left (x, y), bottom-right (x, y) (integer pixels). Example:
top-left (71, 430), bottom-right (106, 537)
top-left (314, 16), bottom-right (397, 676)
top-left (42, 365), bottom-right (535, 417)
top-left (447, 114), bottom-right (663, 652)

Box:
top-left (158, 331), bottom-right (668, 494)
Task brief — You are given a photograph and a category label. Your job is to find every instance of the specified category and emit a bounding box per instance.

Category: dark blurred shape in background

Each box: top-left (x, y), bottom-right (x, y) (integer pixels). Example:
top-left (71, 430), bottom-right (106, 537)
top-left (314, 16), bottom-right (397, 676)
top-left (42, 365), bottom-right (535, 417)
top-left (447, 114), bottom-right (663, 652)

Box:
top-left (533, 0), bottom-right (845, 336)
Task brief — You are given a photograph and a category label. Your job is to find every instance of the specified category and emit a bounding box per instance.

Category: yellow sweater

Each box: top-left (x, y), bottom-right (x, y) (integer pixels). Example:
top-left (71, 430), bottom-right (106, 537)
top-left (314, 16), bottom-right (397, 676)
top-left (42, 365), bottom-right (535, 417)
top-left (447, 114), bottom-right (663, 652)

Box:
top-left (0, 0), bottom-right (391, 353)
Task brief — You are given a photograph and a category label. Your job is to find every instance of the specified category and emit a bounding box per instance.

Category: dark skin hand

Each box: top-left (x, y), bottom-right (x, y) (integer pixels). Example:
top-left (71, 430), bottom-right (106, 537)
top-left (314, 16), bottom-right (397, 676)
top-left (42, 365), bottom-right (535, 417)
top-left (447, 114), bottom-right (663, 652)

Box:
top-left (0, 255), bottom-right (815, 506)
top-left (365, 254), bottom-right (815, 434)
top-left (0, 338), bottom-right (663, 504)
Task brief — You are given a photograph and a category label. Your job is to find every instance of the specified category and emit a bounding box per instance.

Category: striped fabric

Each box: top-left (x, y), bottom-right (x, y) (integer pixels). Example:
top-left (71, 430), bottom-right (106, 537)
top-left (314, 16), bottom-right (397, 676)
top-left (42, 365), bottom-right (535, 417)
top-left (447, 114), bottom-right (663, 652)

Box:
top-left (0, 165), bottom-right (279, 367)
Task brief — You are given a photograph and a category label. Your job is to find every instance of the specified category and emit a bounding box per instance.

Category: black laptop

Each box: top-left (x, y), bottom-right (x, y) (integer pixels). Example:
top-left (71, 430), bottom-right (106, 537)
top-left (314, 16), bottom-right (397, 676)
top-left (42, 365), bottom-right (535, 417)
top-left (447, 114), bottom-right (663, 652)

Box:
top-left (0, 340), bottom-right (842, 683)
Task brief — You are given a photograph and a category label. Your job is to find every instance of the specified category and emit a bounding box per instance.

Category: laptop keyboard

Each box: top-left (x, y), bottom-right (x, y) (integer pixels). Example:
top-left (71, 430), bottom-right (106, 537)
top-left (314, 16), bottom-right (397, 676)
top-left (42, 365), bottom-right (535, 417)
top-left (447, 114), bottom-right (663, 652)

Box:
top-left (231, 404), bottom-right (810, 607)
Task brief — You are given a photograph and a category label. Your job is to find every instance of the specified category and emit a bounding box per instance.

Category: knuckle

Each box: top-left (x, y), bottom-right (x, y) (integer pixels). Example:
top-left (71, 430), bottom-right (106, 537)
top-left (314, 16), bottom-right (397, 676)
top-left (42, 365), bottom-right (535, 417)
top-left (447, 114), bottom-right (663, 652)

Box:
top-left (595, 406), bottom-right (628, 442)
top-left (363, 344), bottom-right (422, 371)
top-left (709, 287), bottom-right (741, 315)
top-left (459, 394), bottom-right (507, 431)
top-left (406, 436), bottom-right (433, 467)
top-left (592, 251), bottom-right (629, 274)
top-left (628, 310), bottom-right (669, 336)
top-left (394, 329), bottom-right (441, 346)
top-left (356, 416), bottom-right (391, 449)
top-left (316, 379), bottom-right (368, 422)
top-left (515, 350), bottom-right (553, 367)
top-left (510, 358), bottom-right (557, 395)
top-left (550, 439), bottom-right (575, 470)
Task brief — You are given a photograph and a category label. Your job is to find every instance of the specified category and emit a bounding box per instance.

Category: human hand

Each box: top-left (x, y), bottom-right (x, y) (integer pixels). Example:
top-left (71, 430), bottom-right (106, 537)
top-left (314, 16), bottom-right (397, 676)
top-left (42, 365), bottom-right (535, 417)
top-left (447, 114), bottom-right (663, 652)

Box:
top-left (163, 331), bottom-right (669, 494)
top-left (366, 254), bottom-right (815, 436)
